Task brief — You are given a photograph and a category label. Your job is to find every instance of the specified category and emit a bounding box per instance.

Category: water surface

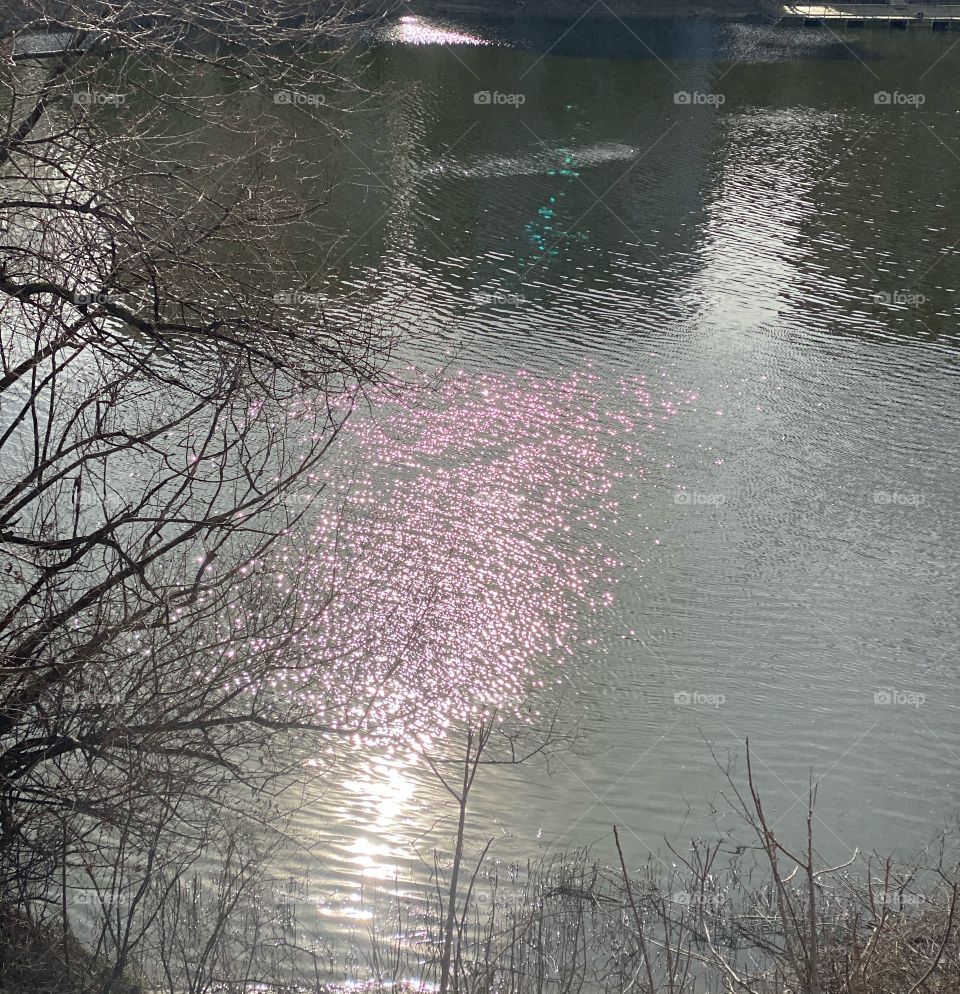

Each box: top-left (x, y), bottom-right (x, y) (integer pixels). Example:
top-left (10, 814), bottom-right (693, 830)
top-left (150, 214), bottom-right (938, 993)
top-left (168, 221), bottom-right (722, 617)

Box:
top-left (264, 12), bottom-right (960, 944)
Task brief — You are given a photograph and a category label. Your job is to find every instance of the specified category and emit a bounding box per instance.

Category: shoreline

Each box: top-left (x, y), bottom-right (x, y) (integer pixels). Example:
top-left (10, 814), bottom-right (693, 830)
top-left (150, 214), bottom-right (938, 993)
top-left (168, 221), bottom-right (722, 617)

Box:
top-left (402, 1), bottom-right (761, 22)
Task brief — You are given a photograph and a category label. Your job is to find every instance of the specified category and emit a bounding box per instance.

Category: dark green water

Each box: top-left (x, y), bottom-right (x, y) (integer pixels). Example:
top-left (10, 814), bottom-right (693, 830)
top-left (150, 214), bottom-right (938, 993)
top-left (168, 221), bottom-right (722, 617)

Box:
top-left (255, 12), bottom-right (960, 940)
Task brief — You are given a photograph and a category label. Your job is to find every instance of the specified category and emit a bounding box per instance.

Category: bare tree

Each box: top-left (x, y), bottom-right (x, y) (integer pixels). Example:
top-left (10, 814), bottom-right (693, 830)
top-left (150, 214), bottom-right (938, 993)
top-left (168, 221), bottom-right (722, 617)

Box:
top-left (415, 704), bottom-right (575, 994)
top-left (0, 0), bottom-right (401, 985)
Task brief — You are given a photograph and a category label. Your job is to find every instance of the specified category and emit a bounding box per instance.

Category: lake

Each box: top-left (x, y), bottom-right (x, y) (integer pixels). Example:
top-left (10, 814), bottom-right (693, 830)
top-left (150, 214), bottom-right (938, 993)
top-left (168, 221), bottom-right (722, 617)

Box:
top-left (262, 11), bottom-right (960, 948)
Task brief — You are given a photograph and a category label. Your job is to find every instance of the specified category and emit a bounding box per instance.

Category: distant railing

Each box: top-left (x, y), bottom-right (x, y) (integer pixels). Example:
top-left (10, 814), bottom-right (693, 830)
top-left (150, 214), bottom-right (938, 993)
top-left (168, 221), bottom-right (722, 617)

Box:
top-left (772, 0), bottom-right (960, 11)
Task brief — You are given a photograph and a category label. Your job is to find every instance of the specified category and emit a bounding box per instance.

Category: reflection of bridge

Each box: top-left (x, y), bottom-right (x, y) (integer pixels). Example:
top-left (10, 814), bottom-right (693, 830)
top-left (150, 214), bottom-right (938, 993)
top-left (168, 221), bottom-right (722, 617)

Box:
top-left (762, 0), bottom-right (960, 27)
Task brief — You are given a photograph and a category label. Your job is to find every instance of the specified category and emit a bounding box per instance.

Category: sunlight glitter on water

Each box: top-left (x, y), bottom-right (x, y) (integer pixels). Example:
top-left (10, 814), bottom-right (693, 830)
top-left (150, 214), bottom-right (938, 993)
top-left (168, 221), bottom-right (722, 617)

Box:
top-left (270, 367), bottom-right (697, 745)
top-left (381, 15), bottom-right (493, 47)
top-left (255, 366), bottom-right (698, 936)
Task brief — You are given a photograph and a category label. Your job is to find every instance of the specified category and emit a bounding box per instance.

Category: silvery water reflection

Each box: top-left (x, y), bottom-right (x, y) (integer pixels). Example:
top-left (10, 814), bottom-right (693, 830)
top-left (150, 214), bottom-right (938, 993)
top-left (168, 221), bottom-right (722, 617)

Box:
top-left (273, 367), bottom-right (694, 931)
top-left (291, 370), bottom-right (692, 731)
top-left (265, 11), bottom-right (960, 942)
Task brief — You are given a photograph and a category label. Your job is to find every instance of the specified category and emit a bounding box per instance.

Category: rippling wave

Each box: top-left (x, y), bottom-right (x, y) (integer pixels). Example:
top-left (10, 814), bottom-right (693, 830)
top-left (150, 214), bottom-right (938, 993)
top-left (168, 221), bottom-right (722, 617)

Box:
top-left (428, 142), bottom-right (643, 181)
top-left (258, 12), bottom-right (960, 942)
top-left (274, 368), bottom-right (696, 740)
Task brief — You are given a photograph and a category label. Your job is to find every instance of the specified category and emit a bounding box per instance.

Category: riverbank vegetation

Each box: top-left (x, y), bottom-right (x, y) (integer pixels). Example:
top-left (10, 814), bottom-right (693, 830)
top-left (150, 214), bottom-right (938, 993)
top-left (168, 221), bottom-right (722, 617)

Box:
top-left (2, 757), bottom-right (958, 993)
top-left (355, 742), bottom-right (960, 994)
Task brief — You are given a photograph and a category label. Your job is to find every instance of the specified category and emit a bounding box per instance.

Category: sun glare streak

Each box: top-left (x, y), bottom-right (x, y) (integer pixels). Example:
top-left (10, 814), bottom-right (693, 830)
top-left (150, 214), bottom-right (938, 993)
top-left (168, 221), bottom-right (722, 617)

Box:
top-left (382, 15), bottom-right (493, 47)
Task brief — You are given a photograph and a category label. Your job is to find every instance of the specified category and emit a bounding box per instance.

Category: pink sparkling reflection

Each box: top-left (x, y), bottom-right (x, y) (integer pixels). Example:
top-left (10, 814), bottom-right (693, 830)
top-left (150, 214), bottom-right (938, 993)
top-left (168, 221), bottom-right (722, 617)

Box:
top-left (270, 368), bottom-right (695, 739)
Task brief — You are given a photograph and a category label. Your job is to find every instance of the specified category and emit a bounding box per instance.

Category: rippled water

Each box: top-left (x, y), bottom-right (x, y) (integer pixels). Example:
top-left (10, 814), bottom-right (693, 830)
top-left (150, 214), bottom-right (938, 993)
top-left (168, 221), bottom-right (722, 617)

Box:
top-left (263, 13), bottom-right (960, 945)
